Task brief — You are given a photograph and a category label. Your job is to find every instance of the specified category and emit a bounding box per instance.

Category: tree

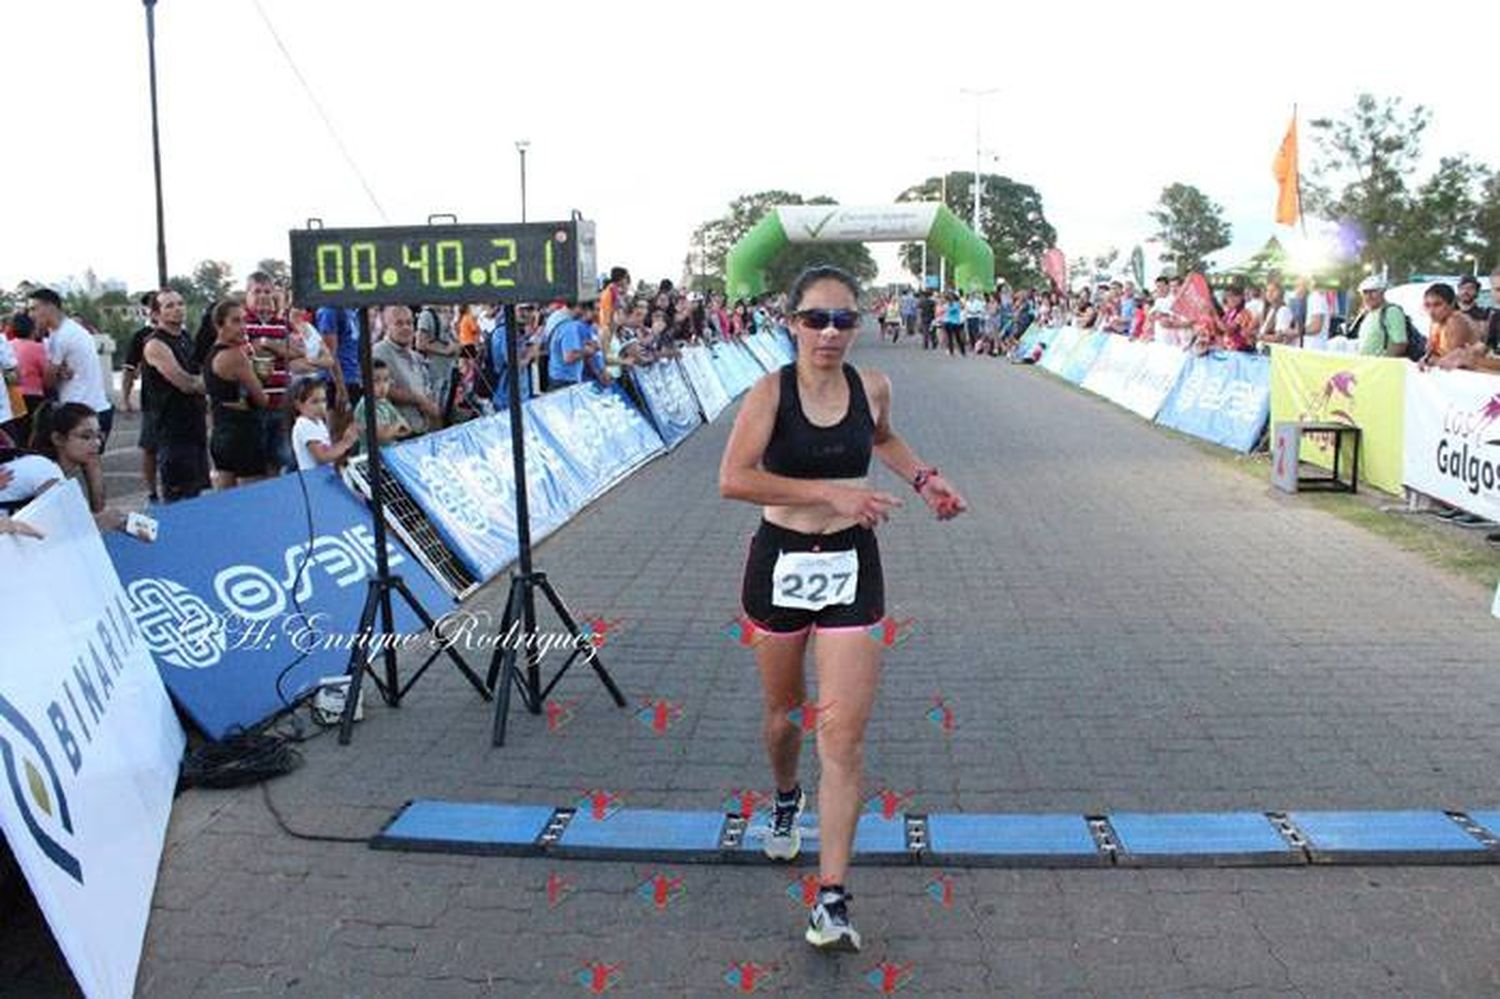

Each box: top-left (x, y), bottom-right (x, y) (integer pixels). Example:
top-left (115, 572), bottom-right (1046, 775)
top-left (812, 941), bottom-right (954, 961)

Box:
top-left (690, 191), bottom-right (877, 296)
top-left (894, 172), bottom-right (1056, 287)
top-left (1403, 156), bottom-right (1486, 274)
top-left (1093, 247), bottom-right (1120, 277)
top-left (255, 258), bottom-right (291, 285)
top-left (1304, 93), bottom-right (1431, 281)
top-left (1474, 171), bottom-right (1500, 275)
top-left (1149, 183), bottom-right (1232, 275)
top-left (191, 259), bottom-right (234, 303)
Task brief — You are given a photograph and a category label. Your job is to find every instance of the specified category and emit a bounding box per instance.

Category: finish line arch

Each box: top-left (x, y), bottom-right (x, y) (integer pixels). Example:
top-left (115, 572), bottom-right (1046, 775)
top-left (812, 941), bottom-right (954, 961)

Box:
top-left (723, 203), bottom-right (995, 300)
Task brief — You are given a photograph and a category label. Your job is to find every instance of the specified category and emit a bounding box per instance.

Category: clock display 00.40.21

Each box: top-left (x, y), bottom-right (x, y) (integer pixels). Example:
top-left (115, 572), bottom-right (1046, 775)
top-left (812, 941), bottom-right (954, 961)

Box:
top-left (311, 237), bottom-right (556, 294)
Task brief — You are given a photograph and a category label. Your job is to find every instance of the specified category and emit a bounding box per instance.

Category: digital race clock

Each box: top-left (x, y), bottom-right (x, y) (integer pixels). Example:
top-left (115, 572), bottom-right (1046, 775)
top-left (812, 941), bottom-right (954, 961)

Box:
top-left (288, 220), bottom-right (597, 308)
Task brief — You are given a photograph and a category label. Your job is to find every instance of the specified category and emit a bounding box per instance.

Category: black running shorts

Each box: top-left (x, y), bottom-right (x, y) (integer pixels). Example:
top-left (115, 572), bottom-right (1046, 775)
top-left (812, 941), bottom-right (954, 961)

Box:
top-left (741, 518), bottom-right (884, 636)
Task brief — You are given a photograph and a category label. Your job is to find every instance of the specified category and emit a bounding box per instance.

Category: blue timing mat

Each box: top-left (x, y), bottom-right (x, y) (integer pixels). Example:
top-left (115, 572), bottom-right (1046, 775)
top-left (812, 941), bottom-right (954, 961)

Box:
top-left (1109, 812), bottom-right (1301, 867)
top-left (370, 801), bottom-right (1500, 867)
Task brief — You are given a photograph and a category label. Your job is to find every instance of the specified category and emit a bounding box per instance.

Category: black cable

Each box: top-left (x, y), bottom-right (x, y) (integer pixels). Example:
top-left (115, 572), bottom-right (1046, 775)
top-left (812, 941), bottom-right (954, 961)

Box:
top-left (258, 781), bottom-right (368, 845)
top-left (178, 728), bottom-right (303, 789)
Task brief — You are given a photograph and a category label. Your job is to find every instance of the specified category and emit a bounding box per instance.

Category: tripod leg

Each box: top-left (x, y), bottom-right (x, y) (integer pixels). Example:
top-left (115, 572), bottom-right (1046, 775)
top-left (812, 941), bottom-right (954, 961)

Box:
top-left (536, 577), bottom-right (627, 707)
top-left (339, 580), bottom-right (382, 745)
top-left (391, 576), bottom-right (491, 700)
top-left (521, 575), bottom-right (543, 715)
top-left (486, 575), bottom-right (522, 692)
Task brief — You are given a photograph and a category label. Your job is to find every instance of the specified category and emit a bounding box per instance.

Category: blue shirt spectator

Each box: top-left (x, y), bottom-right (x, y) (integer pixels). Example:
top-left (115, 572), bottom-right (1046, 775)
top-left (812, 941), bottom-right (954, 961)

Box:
top-left (315, 306), bottom-right (363, 390)
top-left (490, 317), bottom-right (534, 408)
top-left (549, 317), bottom-right (589, 386)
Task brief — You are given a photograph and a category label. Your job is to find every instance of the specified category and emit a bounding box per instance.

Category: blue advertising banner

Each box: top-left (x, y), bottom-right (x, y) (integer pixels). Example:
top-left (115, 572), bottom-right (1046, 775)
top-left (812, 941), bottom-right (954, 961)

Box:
top-left (630, 359), bottom-right (705, 449)
top-left (733, 339), bottom-right (771, 374)
top-left (678, 346), bottom-right (733, 422)
top-left (1154, 351), bottom-right (1272, 453)
top-left (772, 328), bottom-right (796, 363)
top-left (382, 410), bottom-right (592, 581)
top-left (1060, 332), bottom-right (1109, 384)
top-left (709, 342), bottom-right (758, 397)
top-left (743, 333), bottom-right (782, 372)
top-left (525, 383), bottom-right (664, 501)
top-left (103, 469), bottom-right (451, 740)
top-left (1038, 327), bottom-right (1084, 375)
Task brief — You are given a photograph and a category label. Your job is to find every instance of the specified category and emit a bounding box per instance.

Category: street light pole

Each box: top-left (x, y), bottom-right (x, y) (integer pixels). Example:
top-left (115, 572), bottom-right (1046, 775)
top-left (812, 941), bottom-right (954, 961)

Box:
top-left (959, 87), bottom-right (999, 236)
top-left (143, 0), bottom-right (168, 288)
top-left (515, 140), bottom-right (530, 222)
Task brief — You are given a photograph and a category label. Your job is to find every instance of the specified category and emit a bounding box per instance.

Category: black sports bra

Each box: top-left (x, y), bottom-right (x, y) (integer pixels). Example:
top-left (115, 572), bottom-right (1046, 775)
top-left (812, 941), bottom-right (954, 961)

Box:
top-left (761, 363), bottom-right (875, 480)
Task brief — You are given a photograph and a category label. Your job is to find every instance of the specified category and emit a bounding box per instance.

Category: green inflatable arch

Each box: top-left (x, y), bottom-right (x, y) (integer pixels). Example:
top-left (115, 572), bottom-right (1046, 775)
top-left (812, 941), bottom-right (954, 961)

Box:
top-left (724, 203), bottom-right (995, 299)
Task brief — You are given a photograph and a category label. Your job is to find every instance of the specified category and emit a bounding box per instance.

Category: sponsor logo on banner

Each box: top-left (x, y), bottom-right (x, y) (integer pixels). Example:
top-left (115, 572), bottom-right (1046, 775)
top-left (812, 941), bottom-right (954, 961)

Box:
top-left (0, 693), bottom-right (82, 883)
top-left (1170, 361), bottom-right (1267, 425)
top-left (779, 204), bottom-right (938, 244)
top-left (1404, 371), bottom-right (1500, 521)
top-left (125, 524), bottom-right (398, 671)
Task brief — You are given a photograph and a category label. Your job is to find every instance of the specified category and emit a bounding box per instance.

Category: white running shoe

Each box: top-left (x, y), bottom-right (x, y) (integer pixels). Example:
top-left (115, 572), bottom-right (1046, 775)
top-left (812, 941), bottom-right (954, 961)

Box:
top-left (763, 786), bottom-right (805, 861)
top-left (805, 886), bottom-right (861, 952)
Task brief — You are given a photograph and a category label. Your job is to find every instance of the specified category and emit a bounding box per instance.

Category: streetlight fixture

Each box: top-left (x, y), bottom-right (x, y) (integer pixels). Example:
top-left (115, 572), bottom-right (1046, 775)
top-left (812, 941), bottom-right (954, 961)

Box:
top-left (143, 0), bottom-right (168, 287)
top-left (959, 87), bottom-right (1000, 235)
top-left (515, 140), bottom-right (530, 222)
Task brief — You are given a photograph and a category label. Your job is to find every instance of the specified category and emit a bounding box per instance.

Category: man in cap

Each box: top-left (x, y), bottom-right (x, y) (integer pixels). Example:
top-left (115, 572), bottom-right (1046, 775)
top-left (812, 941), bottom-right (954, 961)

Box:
top-left (1349, 275), bottom-right (1408, 357)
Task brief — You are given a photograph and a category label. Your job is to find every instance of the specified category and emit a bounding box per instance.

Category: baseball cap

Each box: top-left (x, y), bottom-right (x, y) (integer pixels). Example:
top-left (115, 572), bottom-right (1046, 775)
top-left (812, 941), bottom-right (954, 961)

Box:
top-left (1357, 275), bottom-right (1386, 293)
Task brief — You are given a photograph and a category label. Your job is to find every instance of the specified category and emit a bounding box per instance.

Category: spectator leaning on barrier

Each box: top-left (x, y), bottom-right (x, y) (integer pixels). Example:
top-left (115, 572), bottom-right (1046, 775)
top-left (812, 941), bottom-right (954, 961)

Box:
top-left (29, 401), bottom-right (126, 531)
top-left (1257, 279), bottom-right (1296, 349)
top-left (371, 305), bottom-right (439, 434)
top-left (30, 288), bottom-right (114, 447)
top-left (1294, 277), bottom-right (1330, 350)
top-left (547, 301), bottom-right (596, 389)
top-left (353, 359), bottom-right (412, 447)
top-left (1348, 275), bottom-right (1408, 357)
top-left (1418, 283), bottom-right (1480, 371)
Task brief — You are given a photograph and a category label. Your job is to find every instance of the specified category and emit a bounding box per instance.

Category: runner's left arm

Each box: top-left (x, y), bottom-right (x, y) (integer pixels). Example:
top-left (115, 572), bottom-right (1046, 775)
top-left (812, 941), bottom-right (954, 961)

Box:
top-left (867, 369), bottom-right (967, 521)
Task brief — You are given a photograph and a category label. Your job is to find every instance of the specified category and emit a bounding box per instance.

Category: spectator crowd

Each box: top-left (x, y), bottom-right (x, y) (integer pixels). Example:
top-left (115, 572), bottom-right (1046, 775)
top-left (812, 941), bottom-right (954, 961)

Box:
top-left (0, 265), bottom-right (793, 536)
top-left (875, 269), bottom-right (1500, 374)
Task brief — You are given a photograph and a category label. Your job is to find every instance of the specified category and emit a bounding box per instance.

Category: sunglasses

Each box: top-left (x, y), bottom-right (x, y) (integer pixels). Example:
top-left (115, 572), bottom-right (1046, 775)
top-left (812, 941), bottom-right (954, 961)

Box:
top-left (794, 308), bottom-right (860, 331)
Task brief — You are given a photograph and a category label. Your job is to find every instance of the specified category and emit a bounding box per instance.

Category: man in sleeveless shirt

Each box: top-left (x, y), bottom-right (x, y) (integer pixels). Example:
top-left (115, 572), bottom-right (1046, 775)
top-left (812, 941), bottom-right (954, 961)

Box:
top-left (141, 289), bottom-right (210, 501)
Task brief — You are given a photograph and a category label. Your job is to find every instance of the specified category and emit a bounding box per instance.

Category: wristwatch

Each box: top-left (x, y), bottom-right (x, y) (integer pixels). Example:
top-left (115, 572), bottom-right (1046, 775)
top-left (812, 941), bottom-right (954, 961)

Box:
top-left (912, 466), bottom-right (938, 493)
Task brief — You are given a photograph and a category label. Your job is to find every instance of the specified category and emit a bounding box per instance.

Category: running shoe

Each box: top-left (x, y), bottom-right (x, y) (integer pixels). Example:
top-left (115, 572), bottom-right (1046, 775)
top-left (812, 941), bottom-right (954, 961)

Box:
top-left (763, 785), bottom-right (805, 861)
top-left (806, 885), bottom-right (861, 952)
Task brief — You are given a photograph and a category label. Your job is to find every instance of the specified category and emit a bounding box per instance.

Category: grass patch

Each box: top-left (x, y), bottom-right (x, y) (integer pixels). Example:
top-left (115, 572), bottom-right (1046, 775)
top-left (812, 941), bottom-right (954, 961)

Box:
top-left (1022, 365), bottom-right (1500, 592)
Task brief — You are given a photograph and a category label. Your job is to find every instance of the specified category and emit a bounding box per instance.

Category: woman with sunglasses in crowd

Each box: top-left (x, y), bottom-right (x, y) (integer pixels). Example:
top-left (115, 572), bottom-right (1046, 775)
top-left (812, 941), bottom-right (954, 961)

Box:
top-left (719, 265), bottom-right (967, 953)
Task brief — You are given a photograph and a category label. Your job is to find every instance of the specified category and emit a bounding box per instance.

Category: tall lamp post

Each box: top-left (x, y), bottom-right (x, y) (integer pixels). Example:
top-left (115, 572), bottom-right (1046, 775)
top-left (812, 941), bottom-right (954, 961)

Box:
top-left (515, 140), bottom-right (530, 222)
top-left (143, 0), bottom-right (168, 287)
top-left (959, 87), bottom-right (999, 236)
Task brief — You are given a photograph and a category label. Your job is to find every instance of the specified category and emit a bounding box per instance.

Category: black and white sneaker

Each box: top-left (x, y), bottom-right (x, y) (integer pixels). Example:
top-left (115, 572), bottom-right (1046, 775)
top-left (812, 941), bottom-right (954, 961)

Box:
top-left (806, 885), bottom-right (861, 952)
top-left (763, 785), bottom-right (805, 861)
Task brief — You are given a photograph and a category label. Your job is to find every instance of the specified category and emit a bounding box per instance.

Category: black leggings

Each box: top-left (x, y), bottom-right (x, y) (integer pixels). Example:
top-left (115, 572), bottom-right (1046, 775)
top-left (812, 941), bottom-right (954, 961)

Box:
top-left (943, 323), bottom-right (967, 356)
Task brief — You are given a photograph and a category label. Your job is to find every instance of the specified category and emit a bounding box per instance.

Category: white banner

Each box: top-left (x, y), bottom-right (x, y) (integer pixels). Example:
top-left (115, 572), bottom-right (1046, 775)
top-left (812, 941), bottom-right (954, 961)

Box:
top-left (1117, 342), bottom-right (1190, 420)
top-left (778, 204), bottom-right (938, 244)
top-left (0, 481), bottom-right (184, 999)
top-left (1402, 368), bottom-right (1500, 523)
top-left (1081, 335), bottom-right (1150, 406)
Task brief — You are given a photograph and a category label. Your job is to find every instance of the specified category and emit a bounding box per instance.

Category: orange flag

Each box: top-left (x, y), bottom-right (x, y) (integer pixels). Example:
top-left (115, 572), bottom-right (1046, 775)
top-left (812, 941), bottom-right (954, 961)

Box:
top-left (1273, 109), bottom-right (1300, 226)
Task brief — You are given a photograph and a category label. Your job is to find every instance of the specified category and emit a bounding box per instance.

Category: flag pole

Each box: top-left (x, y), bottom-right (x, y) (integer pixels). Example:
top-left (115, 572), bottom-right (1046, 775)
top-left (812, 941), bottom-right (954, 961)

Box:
top-left (1293, 103), bottom-right (1307, 237)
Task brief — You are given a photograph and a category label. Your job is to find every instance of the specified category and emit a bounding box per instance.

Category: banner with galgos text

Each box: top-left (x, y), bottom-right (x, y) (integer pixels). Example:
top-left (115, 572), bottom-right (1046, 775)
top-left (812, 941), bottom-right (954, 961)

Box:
top-left (2, 481), bottom-right (184, 999)
top-left (1403, 367), bottom-right (1500, 522)
top-left (104, 468), bottom-right (448, 739)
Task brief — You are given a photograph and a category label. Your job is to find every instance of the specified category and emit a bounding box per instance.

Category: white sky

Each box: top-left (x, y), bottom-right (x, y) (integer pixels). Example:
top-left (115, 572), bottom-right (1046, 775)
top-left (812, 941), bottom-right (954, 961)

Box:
top-left (9, 0), bottom-right (1500, 293)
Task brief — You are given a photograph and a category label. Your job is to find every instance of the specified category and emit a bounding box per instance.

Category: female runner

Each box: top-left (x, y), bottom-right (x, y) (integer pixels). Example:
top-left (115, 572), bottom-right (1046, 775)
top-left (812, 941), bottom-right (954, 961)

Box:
top-left (719, 265), bottom-right (967, 952)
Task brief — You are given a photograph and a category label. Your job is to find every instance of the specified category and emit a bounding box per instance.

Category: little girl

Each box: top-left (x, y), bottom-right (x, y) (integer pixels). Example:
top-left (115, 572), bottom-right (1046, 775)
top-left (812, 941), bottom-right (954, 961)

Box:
top-left (290, 378), bottom-right (358, 471)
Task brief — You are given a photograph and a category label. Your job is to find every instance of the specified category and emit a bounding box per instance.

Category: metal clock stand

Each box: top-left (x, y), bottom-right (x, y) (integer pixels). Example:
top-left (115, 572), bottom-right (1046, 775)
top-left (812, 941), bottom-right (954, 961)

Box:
top-left (336, 300), bottom-right (492, 745)
top-left (485, 303), bottom-right (627, 746)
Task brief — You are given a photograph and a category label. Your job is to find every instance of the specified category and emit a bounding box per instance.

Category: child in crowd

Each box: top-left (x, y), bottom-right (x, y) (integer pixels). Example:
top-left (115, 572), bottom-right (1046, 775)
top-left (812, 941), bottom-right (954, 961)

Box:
top-left (290, 377), bottom-right (358, 471)
top-left (352, 360), bottom-right (412, 449)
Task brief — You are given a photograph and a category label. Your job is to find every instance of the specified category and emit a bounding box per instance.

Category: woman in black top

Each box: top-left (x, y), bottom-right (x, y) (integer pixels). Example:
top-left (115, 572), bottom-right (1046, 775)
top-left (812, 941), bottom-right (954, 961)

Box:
top-left (719, 266), bottom-right (967, 953)
top-left (204, 300), bottom-right (271, 489)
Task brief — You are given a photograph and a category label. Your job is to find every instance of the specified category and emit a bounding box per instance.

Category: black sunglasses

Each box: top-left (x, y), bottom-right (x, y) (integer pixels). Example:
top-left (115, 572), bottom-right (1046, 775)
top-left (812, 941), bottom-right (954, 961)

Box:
top-left (794, 308), bottom-right (860, 331)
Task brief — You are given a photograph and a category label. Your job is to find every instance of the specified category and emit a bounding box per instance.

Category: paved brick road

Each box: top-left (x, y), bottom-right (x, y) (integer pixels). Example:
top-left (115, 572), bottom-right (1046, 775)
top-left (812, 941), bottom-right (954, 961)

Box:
top-left (7, 335), bottom-right (1500, 997)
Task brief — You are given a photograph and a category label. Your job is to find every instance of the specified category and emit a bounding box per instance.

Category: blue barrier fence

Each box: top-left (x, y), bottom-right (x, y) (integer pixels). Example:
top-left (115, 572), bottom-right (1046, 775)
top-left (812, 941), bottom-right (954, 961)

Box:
top-left (1153, 352), bottom-right (1271, 453)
